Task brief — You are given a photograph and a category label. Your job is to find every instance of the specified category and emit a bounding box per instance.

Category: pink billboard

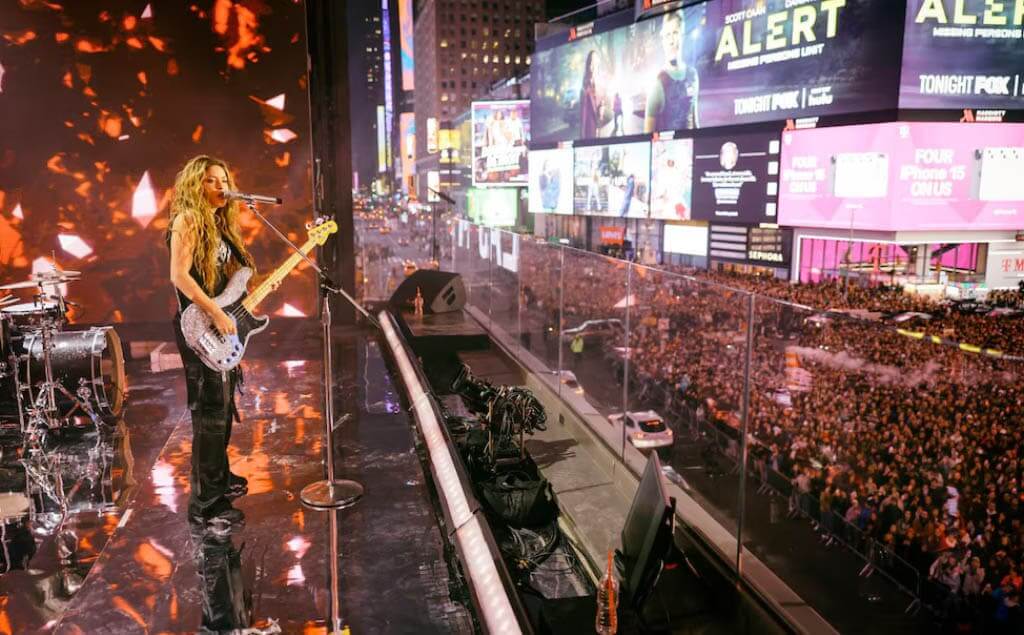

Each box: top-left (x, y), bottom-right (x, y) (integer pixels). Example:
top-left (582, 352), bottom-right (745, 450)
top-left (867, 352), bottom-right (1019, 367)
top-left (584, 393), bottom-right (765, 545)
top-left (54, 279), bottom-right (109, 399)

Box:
top-left (779, 122), bottom-right (1024, 231)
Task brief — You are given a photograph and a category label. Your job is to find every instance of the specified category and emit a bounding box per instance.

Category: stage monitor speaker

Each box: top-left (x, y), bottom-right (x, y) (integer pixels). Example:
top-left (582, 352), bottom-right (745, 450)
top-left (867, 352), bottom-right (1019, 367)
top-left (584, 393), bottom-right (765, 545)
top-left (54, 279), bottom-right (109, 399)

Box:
top-left (389, 270), bottom-right (466, 314)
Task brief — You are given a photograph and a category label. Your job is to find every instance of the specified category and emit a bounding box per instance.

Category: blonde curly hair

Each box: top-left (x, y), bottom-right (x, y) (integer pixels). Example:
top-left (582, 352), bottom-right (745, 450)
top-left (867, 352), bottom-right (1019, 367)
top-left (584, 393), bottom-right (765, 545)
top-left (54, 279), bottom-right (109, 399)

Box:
top-left (168, 155), bottom-right (253, 293)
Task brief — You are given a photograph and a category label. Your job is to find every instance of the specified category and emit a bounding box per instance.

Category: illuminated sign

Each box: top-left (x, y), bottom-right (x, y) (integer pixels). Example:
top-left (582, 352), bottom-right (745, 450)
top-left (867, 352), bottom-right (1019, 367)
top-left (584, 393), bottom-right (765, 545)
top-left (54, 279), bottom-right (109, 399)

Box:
top-left (471, 100), bottom-right (530, 187)
top-left (398, 0), bottom-right (414, 91)
top-left (376, 105), bottom-right (387, 173)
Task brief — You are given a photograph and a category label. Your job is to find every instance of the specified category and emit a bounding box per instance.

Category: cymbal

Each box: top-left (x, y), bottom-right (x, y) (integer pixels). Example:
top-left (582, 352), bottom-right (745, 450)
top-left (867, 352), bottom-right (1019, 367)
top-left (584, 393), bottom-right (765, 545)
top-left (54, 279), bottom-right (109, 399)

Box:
top-left (0, 280), bottom-right (44, 290)
top-left (31, 270), bottom-right (81, 281)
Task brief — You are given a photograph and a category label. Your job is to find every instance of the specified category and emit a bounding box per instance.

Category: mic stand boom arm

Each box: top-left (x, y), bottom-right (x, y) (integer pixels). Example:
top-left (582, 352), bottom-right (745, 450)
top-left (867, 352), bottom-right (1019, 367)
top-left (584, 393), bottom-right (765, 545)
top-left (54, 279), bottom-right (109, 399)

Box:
top-left (243, 200), bottom-right (379, 330)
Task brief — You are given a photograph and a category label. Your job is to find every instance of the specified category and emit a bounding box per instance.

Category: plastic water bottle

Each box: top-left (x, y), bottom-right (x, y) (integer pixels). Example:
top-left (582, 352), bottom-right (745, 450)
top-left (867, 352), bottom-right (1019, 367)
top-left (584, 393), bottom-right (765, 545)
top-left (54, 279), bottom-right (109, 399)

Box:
top-left (595, 549), bottom-right (618, 634)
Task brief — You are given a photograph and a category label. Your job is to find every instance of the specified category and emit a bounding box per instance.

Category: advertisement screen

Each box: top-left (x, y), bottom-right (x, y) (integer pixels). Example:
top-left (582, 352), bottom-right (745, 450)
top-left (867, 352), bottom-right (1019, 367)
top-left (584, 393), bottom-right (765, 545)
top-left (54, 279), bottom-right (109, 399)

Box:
top-left (532, 1), bottom-right (901, 144)
top-left (900, 0), bottom-right (1024, 110)
top-left (467, 188), bottom-right (518, 227)
top-left (399, 0), bottom-right (415, 91)
top-left (986, 243), bottom-right (1024, 289)
top-left (472, 101), bottom-right (530, 187)
top-left (708, 223), bottom-right (792, 267)
top-left (778, 122), bottom-right (1024, 231)
top-left (650, 137), bottom-right (694, 220)
top-left (692, 130), bottom-right (780, 223)
top-left (573, 141), bottom-right (651, 217)
top-left (528, 148), bottom-right (574, 214)
top-left (399, 113), bottom-right (416, 193)
top-left (663, 223), bottom-right (708, 256)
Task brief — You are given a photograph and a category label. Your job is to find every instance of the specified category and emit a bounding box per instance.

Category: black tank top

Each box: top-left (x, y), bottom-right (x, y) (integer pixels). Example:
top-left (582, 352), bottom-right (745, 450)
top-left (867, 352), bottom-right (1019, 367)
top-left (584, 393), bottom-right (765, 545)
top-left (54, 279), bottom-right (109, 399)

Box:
top-left (656, 67), bottom-right (699, 131)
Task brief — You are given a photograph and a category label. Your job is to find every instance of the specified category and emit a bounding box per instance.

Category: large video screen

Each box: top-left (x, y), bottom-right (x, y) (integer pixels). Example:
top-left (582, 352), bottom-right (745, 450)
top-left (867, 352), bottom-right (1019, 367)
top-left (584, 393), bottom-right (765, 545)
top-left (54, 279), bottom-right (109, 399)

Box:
top-left (778, 122), bottom-right (1024, 231)
top-left (0, 1), bottom-right (314, 324)
top-left (573, 141), bottom-right (651, 218)
top-left (472, 100), bottom-right (529, 187)
top-left (532, 1), bottom-right (901, 144)
top-left (650, 137), bottom-right (694, 220)
top-left (528, 148), bottom-right (574, 214)
top-left (663, 223), bottom-right (707, 256)
top-left (708, 223), bottom-right (792, 267)
top-left (467, 188), bottom-right (519, 227)
top-left (692, 130), bottom-right (780, 224)
top-left (901, 0), bottom-right (1024, 110)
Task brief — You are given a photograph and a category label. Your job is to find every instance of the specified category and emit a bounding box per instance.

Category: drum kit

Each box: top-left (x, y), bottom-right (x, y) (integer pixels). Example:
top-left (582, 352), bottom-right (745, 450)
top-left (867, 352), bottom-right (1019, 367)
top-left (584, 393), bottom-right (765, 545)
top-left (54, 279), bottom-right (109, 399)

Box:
top-left (0, 267), bottom-right (126, 437)
top-left (0, 267), bottom-right (128, 567)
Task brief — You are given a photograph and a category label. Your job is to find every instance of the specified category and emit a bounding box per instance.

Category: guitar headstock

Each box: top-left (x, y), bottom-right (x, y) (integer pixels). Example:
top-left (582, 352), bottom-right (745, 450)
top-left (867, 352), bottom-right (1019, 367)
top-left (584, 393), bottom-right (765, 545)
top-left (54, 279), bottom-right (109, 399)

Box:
top-left (306, 216), bottom-right (339, 246)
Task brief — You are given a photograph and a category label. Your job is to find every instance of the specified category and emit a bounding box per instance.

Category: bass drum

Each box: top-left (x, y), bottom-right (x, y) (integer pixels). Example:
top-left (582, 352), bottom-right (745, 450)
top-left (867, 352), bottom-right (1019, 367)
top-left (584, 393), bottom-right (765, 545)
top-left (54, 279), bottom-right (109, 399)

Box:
top-left (21, 327), bottom-right (127, 419)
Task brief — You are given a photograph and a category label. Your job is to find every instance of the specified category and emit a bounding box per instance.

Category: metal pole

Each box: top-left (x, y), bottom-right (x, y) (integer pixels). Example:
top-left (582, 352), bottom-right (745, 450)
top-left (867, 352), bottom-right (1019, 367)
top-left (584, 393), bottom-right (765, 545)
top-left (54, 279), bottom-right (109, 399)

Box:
top-left (620, 262), bottom-right (632, 466)
top-left (557, 246), bottom-right (565, 389)
top-left (735, 293), bottom-right (755, 578)
top-left (300, 296), bottom-right (364, 508)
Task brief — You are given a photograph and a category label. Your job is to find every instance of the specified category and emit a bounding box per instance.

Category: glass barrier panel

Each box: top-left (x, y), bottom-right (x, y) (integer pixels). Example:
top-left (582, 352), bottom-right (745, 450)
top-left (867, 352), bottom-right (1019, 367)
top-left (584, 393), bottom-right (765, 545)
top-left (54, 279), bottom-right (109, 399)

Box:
top-left (518, 237), bottom-right (562, 371)
top-left (740, 285), bottom-right (993, 630)
top-left (558, 247), bottom-right (630, 459)
top-left (486, 229), bottom-right (522, 354)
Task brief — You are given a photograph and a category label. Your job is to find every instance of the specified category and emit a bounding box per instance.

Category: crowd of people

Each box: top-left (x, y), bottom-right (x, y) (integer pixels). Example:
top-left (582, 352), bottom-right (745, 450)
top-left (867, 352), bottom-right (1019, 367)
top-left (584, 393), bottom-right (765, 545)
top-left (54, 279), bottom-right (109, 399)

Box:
top-left (501, 244), bottom-right (1024, 630)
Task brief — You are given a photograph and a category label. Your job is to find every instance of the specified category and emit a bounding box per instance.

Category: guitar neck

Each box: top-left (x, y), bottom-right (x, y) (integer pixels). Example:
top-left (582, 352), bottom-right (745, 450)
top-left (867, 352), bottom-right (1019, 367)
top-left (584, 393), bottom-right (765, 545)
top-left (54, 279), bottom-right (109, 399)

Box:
top-left (242, 238), bottom-right (317, 312)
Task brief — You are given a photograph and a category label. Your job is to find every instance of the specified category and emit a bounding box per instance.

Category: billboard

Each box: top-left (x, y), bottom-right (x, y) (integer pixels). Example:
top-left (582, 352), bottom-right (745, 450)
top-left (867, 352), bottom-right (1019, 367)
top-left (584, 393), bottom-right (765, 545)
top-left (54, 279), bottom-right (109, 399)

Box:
top-left (986, 243), bottom-right (1024, 289)
top-left (692, 130), bottom-right (780, 224)
top-left (531, 1), bottom-right (901, 144)
top-left (650, 136), bottom-right (694, 220)
top-left (472, 100), bottom-right (529, 187)
top-left (573, 141), bottom-right (651, 218)
top-left (901, 0), bottom-right (1024, 110)
top-left (528, 148), bottom-right (574, 214)
top-left (778, 122), bottom-right (1024, 231)
top-left (708, 223), bottom-right (792, 267)
top-left (399, 0), bottom-right (415, 91)
top-left (399, 113), bottom-right (416, 193)
top-left (663, 223), bottom-right (708, 256)
top-left (376, 105), bottom-right (387, 173)
top-left (467, 188), bottom-right (519, 227)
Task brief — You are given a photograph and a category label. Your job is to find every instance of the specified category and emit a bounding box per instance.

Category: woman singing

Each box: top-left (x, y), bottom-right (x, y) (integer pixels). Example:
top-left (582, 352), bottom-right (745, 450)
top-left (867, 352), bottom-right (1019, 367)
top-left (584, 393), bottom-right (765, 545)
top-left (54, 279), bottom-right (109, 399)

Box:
top-left (168, 155), bottom-right (255, 531)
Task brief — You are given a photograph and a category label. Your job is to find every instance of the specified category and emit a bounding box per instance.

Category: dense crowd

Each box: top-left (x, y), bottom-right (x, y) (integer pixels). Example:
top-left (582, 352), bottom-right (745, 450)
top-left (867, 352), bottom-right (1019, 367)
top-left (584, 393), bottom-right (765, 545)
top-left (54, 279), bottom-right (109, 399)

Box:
top-left (505, 245), bottom-right (1024, 629)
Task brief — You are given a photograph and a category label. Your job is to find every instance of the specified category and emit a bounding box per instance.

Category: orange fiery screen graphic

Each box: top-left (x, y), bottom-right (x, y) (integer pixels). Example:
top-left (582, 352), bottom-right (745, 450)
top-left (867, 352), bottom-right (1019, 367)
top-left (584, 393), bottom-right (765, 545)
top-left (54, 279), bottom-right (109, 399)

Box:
top-left (0, 0), bottom-right (314, 324)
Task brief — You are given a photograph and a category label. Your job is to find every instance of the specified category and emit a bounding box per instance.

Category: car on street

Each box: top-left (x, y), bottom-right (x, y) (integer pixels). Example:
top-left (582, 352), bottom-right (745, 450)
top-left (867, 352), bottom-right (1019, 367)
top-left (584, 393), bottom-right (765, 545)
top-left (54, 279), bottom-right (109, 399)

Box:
top-left (607, 410), bottom-right (674, 451)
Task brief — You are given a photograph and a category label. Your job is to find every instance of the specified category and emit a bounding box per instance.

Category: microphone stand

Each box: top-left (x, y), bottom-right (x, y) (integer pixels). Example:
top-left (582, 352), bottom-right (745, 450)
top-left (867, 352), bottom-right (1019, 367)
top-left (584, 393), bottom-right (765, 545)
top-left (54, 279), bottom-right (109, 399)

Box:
top-left (243, 199), bottom-right (373, 509)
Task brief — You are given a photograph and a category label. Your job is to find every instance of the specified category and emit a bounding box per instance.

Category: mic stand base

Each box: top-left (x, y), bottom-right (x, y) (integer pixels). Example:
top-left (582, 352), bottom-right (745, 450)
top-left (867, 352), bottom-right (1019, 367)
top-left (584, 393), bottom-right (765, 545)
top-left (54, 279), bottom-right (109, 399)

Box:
top-left (300, 479), bottom-right (364, 509)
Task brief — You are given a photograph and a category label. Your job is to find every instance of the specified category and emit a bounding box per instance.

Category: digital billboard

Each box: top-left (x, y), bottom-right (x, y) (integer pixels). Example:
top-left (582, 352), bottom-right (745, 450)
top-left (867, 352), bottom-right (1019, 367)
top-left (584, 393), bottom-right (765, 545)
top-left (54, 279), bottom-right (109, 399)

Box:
top-left (663, 223), bottom-right (708, 256)
top-left (901, 0), bottom-right (1024, 110)
top-left (573, 141), bottom-right (651, 218)
top-left (708, 223), bottom-right (792, 267)
top-left (531, 1), bottom-right (901, 144)
top-left (778, 122), bottom-right (1024, 231)
top-left (399, 0), bottom-right (415, 91)
top-left (528, 148), bottom-right (574, 214)
top-left (692, 130), bottom-right (780, 224)
top-left (472, 100), bottom-right (529, 187)
top-left (467, 188), bottom-right (519, 227)
top-left (650, 136), bottom-right (694, 220)
top-left (399, 112), bottom-right (416, 193)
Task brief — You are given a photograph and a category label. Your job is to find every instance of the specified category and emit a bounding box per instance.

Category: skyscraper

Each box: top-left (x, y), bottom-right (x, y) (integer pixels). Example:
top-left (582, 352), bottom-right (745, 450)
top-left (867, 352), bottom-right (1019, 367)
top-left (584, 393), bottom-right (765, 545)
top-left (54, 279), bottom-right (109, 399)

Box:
top-left (413, 0), bottom-right (544, 200)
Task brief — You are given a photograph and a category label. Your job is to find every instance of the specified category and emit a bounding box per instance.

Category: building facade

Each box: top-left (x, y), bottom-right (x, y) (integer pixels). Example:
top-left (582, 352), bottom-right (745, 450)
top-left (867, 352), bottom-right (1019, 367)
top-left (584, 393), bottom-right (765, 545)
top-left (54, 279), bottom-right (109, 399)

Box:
top-left (413, 0), bottom-right (544, 201)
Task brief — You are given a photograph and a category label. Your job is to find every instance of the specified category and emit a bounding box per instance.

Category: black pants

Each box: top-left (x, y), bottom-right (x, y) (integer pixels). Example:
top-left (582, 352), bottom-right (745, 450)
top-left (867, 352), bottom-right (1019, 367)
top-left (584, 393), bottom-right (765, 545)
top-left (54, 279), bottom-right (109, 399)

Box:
top-left (182, 360), bottom-right (240, 514)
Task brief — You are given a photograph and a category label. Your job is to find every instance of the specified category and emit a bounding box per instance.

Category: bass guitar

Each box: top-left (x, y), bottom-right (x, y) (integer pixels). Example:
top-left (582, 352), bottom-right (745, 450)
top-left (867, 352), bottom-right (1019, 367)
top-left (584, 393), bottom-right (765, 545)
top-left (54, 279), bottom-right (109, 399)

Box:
top-left (181, 217), bottom-right (337, 372)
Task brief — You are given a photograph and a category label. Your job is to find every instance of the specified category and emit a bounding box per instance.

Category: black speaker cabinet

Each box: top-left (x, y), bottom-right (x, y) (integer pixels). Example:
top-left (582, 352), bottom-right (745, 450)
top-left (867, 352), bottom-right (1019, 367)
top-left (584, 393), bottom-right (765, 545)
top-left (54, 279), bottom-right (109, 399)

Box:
top-left (389, 270), bottom-right (466, 314)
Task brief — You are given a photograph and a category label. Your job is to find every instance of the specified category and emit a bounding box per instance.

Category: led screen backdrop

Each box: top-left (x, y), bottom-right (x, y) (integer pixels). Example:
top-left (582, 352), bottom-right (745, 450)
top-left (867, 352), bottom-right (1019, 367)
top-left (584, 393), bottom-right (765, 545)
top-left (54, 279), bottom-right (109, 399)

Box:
top-left (692, 130), bottom-right (780, 224)
top-left (532, 0), bottom-right (901, 144)
top-left (0, 1), bottom-right (313, 324)
top-left (901, 0), bottom-right (1024, 110)
top-left (573, 141), bottom-right (651, 218)
top-left (778, 122), bottom-right (1024, 231)
top-left (528, 148), bottom-right (574, 215)
top-left (471, 100), bottom-right (529, 187)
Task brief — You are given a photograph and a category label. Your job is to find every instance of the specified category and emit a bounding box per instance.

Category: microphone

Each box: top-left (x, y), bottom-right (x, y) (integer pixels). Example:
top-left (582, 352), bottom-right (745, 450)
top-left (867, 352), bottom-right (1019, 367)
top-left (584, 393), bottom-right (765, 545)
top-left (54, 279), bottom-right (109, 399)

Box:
top-left (225, 190), bottom-right (283, 205)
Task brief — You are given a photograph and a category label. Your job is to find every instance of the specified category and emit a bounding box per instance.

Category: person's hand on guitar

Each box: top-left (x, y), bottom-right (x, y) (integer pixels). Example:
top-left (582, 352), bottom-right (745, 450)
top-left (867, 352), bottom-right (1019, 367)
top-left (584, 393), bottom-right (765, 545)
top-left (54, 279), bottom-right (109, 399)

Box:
top-left (210, 306), bottom-right (237, 337)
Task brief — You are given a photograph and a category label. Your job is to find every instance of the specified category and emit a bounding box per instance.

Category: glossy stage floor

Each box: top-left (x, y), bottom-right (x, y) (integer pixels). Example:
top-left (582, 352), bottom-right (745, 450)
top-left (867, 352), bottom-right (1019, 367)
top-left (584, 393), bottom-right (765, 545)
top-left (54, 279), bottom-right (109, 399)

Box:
top-left (0, 319), bottom-right (472, 634)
